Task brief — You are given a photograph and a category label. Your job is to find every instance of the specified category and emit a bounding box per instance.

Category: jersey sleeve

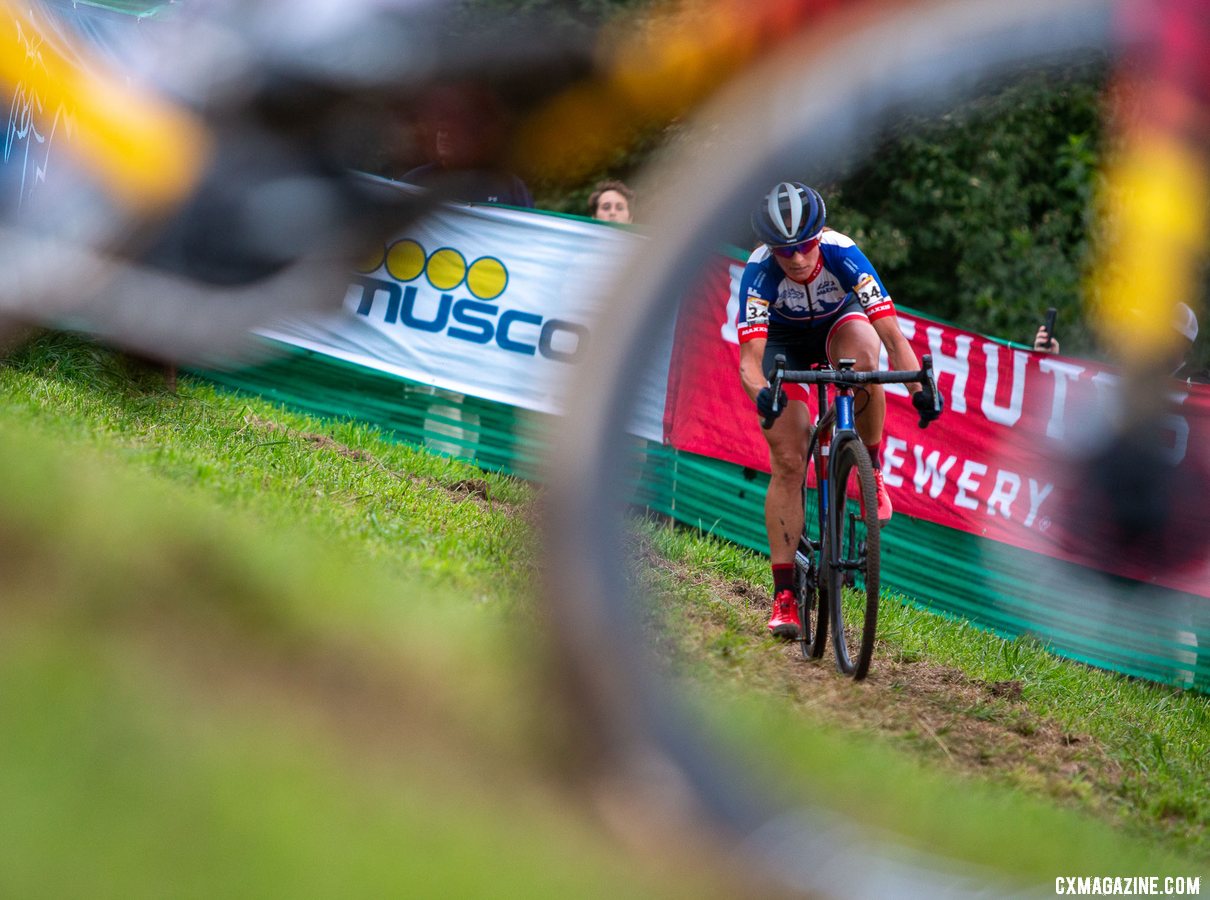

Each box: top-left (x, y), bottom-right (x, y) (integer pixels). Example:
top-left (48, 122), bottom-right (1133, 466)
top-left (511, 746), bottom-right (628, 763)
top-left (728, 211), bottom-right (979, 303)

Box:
top-left (827, 238), bottom-right (897, 322)
top-left (737, 259), bottom-right (775, 343)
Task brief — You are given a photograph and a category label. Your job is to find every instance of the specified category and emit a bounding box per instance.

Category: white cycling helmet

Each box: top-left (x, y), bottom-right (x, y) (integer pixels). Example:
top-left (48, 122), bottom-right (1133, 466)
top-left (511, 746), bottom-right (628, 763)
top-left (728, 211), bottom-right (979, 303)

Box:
top-left (752, 181), bottom-right (826, 246)
top-left (1174, 302), bottom-right (1199, 343)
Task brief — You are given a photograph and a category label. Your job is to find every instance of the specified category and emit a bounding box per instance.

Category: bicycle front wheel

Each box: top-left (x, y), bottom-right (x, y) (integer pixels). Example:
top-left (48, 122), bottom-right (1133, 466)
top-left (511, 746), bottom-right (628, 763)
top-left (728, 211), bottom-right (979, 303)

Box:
top-left (800, 420), bottom-right (830, 660)
top-left (827, 435), bottom-right (881, 680)
top-left (796, 494), bottom-right (825, 658)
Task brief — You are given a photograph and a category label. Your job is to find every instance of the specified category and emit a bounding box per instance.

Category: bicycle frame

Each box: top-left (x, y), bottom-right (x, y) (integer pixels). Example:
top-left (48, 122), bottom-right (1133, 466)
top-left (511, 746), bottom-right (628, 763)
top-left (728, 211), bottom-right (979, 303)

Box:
top-left (802, 363), bottom-right (867, 660)
top-left (817, 366), bottom-right (859, 517)
top-left (766, 353), bottom-right (940, 668)
top-left (764, 351), bottom-right (940, 542)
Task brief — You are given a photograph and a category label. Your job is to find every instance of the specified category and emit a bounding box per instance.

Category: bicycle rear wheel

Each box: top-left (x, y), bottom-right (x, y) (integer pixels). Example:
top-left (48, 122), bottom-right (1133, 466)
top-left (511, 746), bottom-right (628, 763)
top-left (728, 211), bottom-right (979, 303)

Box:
top-left (827, 435), bottom-right (881, 680)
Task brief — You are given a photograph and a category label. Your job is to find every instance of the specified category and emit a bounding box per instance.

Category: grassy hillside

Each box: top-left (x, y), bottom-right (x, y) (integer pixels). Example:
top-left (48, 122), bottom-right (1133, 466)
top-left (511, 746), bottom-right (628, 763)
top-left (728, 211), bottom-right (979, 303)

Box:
top-left (0, 332), bottom-right (1205, 894)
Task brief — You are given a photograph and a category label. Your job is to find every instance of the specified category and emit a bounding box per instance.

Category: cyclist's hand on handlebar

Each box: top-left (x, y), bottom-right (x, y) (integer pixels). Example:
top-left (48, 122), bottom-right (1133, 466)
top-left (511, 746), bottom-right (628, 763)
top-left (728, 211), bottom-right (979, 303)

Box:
top-left (912, 388), bottom-right (942, 427)
top-left (756, 386), bottom-right (788, 422)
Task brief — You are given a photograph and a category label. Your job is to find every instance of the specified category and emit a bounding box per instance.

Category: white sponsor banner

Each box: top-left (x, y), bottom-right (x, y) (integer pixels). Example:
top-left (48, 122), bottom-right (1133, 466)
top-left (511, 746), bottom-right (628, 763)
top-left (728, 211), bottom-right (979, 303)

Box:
top-left (260, 179), bottom-right (669, 441)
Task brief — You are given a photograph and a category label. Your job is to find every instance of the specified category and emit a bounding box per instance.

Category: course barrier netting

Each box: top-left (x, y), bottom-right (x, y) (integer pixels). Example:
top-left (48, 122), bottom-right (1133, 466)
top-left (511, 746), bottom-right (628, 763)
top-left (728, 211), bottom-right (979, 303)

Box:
top-left (199, 341), bottom-right (1210, 693)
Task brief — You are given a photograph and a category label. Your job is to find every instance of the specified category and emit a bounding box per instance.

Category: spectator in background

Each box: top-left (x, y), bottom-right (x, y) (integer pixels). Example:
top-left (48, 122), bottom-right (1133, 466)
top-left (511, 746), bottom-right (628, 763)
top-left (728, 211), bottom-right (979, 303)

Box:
top-left (1032, 321), bottom-right (1061, 355)
top-left (400, 83), bottom-right (533, 207)
top-left (587, 179), bottom-right (634, 223)
top-left (1033, 301), bottom-right (1210, 384)
top-left (1170, 302), bottom-right (1210, 384)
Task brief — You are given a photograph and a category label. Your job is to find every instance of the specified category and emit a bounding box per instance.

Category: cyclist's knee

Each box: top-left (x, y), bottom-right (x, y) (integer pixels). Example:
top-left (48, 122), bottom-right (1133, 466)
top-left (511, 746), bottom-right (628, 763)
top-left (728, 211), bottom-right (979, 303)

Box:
top-left (849, 342), bottom-right (880, 371)
top-left (831, 345), bottom-right (878, 371)
top-left (768, 445), bottom-right (807, 480)
top-left (830, 322), bottom-right (880, 370)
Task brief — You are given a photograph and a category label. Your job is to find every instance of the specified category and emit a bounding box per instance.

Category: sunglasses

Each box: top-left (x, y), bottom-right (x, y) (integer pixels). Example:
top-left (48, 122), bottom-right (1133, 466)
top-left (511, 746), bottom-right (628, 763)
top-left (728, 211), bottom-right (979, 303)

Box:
top-left (771, 238), bottom-right (820, 258)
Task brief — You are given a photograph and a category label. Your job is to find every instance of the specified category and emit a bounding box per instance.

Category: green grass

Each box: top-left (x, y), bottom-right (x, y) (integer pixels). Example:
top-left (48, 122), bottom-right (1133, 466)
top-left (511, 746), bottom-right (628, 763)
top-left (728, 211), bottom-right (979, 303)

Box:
top-left (0, 336), bottom-right (713, 898)
top-left (642, 518), bottom-right (1210, 864)
top-left (1, 332), bottom-right (1207, 892)
top-left (878, 594), bottom-right (1210, 829)
top-left (0, 631), bottom-right (657, 900)
top-left (3, 337), bottom-right (534, 603)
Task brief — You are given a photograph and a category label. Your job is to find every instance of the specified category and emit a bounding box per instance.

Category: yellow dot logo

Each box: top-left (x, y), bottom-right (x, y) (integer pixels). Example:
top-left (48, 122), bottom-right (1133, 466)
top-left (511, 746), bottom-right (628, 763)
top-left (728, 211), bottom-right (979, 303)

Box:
top-left (373, 241), bottom-right (509, 298)
top-left (356, 245), bottom-right (385, 273)
top-left (385, 240), bottom-right (426, 282)
top-left (426, 248), bottom-right (467, 291)
top-left (466, 257), bottom-right (508, 300)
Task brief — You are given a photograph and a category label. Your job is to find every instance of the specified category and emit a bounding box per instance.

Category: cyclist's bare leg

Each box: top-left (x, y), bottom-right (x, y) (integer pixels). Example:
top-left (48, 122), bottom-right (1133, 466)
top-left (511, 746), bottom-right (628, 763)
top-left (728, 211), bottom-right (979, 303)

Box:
top-left (828, 317), bottom-right (885, 446)
top-left (762, 397), bottom-right (812, 565)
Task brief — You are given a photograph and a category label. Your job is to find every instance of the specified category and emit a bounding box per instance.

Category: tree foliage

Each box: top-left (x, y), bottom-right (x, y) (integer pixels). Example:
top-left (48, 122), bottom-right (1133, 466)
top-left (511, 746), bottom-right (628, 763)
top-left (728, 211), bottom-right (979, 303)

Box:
top-left (430, 2), bottom-right (1210, 369)
top-left (823, 67), bottom-right (1109, 353)
top-left (534, 59), bottom-right (1124, 356)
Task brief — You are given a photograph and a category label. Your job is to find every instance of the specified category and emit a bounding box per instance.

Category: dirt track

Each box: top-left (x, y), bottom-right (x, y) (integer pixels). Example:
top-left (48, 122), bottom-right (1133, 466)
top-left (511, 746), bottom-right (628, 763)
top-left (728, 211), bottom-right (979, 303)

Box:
top-left (644, 548), bottom-right (1126, 818)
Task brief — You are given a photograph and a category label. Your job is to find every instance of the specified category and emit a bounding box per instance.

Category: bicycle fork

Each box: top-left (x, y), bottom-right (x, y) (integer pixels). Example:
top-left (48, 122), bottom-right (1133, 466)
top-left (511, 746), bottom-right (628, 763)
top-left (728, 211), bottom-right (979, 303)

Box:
top-left (827, 372), bottom-right (864, 588)
top-left (816, 380), bottom-right (832, 532)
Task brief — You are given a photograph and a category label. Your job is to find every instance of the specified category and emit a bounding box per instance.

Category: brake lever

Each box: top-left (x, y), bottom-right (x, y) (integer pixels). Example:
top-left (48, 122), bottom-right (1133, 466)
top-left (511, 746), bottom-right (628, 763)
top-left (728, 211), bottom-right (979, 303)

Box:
top-left (917, 354), bottom-right (942, 429)
top-left (761, 354), bottom-right (786, 430)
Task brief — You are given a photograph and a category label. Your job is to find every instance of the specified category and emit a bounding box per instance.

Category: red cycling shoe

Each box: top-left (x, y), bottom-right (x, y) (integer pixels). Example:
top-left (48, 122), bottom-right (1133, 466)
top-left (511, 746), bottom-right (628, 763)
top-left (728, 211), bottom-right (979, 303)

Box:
top-left (767, 588), bottom-right (801, 639)
top-left (873, 468), bottom-right (893, 524)
top-left (857, 467), bottom-right (894, 525)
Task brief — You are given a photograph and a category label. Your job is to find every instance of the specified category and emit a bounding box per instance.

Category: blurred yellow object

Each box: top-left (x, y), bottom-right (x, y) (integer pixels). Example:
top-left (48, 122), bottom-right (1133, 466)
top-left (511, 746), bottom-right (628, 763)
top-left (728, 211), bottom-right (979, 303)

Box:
top-left (1090, 132), bottom-right (1208, 365)
top-left (0, 0), bottom-right (209, 214)
top-left (514, 0), bottom-right (850, 180)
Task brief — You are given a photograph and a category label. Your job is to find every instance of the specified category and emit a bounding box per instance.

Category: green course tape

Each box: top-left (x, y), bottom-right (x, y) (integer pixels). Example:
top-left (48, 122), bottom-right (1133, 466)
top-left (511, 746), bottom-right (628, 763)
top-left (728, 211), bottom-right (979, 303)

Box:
top-left (198, 343), bottom-right (1209, 692)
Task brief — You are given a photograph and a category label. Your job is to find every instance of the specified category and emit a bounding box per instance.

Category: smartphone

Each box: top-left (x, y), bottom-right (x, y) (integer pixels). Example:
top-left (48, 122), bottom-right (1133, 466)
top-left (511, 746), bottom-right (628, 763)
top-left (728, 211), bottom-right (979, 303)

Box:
top-left (1042, 307), bottom-right (1058, 349)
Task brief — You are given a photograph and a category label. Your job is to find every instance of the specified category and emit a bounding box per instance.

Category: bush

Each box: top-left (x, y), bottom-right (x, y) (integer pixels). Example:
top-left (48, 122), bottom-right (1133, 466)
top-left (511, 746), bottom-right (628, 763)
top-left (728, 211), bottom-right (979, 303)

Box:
top-left (824, 65), bottom-right (1110, 354)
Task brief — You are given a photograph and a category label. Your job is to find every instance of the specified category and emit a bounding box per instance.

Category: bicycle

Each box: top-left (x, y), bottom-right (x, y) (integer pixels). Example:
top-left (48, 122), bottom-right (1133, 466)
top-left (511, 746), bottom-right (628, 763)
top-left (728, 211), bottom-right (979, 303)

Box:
top-left (762, 353), bottom-right (942, 680)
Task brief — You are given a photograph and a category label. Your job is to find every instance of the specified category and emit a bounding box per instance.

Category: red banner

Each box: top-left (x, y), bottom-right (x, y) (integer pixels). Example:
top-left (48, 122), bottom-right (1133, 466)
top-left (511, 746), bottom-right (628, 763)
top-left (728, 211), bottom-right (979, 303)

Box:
top-left (665, 258), bottom-right (1210, 598)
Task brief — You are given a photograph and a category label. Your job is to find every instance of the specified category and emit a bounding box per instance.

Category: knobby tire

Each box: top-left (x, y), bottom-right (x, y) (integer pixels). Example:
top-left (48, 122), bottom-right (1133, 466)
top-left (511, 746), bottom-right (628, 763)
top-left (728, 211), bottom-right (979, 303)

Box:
top-left (827, 435), bottom-right (880, 680)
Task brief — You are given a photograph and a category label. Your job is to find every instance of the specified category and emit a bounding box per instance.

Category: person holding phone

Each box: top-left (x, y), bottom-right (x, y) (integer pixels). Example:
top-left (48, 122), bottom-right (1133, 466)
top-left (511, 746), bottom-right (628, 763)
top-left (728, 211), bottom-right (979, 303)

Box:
top-left (1169, 303), bottom-right (1210, 384)
top-left (1033, 308), bottom-right (1059, 353)
top-left (1033, 304), bottom-right (1208, 384)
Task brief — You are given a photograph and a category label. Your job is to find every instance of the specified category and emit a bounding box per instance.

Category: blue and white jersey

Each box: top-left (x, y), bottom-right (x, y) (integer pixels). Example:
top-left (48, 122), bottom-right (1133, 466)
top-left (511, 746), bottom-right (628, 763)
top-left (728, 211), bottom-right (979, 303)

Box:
top-left (736, 230), bottom-right (896, 343)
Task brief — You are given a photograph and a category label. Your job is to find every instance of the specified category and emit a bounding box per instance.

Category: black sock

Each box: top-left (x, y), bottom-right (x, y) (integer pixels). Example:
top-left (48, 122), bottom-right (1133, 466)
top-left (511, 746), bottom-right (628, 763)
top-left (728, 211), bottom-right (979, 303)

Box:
top-left (772, 563), bottom-right (795, 594)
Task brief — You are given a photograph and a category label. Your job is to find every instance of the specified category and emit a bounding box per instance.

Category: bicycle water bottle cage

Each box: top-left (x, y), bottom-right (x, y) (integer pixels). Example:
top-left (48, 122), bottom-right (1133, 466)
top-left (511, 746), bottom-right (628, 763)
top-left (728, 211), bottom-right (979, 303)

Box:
top-left (837, 358), bottom-right (857, 370)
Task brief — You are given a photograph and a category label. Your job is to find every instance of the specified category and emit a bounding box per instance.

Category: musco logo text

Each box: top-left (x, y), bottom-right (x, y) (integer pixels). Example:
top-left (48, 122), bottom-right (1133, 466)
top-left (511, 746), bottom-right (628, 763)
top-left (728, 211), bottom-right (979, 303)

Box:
top-left (350, 239), bottom-right (589, 363)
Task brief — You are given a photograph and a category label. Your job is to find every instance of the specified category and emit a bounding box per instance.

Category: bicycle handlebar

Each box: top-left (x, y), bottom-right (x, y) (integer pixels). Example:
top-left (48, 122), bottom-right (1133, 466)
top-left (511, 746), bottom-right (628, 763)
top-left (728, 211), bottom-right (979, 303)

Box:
top-left (760, 354), bottom-right (943, 430)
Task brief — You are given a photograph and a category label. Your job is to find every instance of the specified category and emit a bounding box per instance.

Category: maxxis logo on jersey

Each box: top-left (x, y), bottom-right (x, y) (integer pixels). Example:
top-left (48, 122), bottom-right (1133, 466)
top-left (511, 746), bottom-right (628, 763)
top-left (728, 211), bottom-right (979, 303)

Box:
top-left (349, 239), bottom-right (589, 363)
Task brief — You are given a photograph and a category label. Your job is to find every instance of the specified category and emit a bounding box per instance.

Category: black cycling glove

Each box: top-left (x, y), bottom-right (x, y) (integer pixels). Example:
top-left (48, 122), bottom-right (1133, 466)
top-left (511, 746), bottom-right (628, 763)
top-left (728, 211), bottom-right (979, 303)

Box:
top-left (756, 386), bottom-right (788, 421)
top-left (912, 389), bottom-right (942, 426)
